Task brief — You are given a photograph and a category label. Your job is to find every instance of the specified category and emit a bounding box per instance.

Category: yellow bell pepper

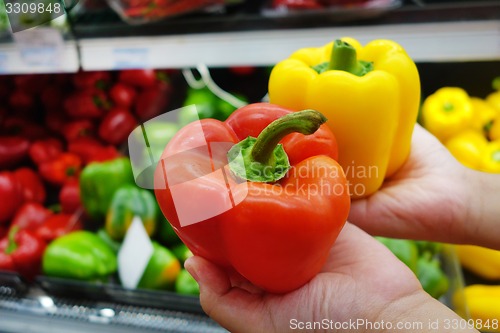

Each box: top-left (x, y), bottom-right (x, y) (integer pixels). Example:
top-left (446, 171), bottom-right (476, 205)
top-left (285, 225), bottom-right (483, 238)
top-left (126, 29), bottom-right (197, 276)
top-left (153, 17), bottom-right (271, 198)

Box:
top-left (487, 91), bottom-right (500, 115)
top-left (456, 245), bottom-right (500, 280)
top-left (421, 87), bottom-right (474, 142)
top-left (470, 97), bottom-right (497, 134)
top-left (489, 116), bottom-right (500, 141)
top-left (269, 38), bottom-right (420, 198)
top-left (480, 140), bottom-right (500, 173)
top-left (445, 130), bottom-right (488, 169)
top-left (460, 285), bottom-right (500, 332)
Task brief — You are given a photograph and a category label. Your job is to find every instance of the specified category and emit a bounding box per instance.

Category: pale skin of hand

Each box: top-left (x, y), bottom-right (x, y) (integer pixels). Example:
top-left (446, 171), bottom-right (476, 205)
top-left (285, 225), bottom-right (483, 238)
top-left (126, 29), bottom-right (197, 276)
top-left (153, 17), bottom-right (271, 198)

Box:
top-left (186, 224), bottom-right (477, 333)
top-left (349, 124), bottom-right (500, 250)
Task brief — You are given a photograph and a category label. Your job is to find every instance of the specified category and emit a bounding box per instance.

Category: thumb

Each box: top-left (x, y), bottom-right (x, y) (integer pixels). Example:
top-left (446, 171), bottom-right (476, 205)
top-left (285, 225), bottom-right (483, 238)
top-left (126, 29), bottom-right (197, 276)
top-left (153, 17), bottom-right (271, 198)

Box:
top-left (185, 256), bottom-right (269, 333)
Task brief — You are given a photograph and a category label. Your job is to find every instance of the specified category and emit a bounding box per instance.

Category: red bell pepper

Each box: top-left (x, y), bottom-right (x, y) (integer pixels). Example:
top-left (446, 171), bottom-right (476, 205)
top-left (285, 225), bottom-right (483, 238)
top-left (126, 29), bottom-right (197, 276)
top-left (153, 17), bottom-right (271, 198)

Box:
top-left (72, 71), bottom-right (111, 90)
top-left (0, 136), bottom-right (30, 169)
top-left (64, 89), bottom-right (111, 119)
top-left (68, 137), bottom-right (120, 165)
top-left (9, 89), bottom-right (35, 113)
top-left (0, 172), bottom-right (24, 224)
top-left (59, 179), bottom-right (81, 214)
top-left (10, 203), bottom-right (52, 232)
top-left (28, 138), bottom-right (63, 166)
top-left (13, 168), bottom-right (46, 204)
top-left (110, 83), bottom-right (136, 108)
top-left (41, 85), bottom-right (64, 113)
top-left (119, 69), bottom-right (158, 88)
top-left (3, 117), bottom-right (49, 141)
top-left (134, 83), bottom-right (171, 121)
top-left (98, 107), bottom-right (137, 145)
top-left (35, 213), bottom-right (83, 243)
top-left (62, 120), bottom-right (95, 142)
top-left (39, 153), bottom-right (82, 186)
top-left (154, 103), bottom-right (350, 293)
top-left (45, 109), bottom-right (68, 133)
top-left (0, 227), bottom-right (46, 279)
top-left (14, 74), bottom-right (50, 95)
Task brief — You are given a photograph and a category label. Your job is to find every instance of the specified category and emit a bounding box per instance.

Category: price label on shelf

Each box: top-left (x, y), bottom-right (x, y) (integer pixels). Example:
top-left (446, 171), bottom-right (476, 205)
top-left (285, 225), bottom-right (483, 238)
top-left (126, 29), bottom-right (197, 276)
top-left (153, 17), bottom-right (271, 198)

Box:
top-left (13, 27), bottom-right (64, 68)
top-left (112, 47), bottom-right (150, 69)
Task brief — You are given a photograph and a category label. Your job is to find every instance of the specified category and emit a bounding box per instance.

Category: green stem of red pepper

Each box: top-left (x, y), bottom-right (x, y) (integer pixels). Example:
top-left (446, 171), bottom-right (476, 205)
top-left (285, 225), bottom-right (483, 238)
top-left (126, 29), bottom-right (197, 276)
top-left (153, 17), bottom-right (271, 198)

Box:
top-left (228, 109), bottom-right (327, 183)
top-left (5, 226), bottom-right (19, 254)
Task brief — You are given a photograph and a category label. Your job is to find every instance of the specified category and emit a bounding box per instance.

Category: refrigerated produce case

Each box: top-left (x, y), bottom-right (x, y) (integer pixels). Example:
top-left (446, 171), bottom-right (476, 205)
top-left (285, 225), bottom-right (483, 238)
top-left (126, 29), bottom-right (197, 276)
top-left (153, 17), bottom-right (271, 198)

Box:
top-left (1, 0), bottom-right (500, 332)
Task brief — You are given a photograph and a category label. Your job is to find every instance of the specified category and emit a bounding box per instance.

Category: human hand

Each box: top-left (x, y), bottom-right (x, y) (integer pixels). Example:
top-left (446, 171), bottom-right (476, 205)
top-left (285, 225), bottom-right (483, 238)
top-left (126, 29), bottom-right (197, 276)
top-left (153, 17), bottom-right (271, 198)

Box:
top-left (185, 223), bottom-right (468, 333)
top-left (348, 124), bottom-right (495, 247)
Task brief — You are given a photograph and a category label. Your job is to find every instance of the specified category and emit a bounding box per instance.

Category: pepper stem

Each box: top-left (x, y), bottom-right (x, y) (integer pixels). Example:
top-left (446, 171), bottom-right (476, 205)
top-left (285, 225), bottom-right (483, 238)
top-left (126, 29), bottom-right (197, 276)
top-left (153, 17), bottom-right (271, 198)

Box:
top-left (327, 39), bottom-right (373, 76)
top-left (227, 110), bottom-right (327, 183)
top-left (252, 110), bottom-right (326, 164)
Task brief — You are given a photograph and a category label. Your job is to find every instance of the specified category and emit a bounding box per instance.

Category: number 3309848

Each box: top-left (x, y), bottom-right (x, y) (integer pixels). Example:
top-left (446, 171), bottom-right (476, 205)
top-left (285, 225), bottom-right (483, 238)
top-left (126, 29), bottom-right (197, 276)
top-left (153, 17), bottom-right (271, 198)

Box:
top-left (5, 2), bottom-right (62, 14)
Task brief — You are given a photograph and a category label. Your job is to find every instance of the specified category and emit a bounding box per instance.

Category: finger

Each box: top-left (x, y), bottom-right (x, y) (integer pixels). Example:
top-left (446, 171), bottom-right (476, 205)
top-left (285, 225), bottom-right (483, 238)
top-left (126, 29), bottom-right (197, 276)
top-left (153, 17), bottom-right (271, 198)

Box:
top-left (322, 223), bottom-right (408, 273)
top-left (185, 256), bottom-right (268, 333)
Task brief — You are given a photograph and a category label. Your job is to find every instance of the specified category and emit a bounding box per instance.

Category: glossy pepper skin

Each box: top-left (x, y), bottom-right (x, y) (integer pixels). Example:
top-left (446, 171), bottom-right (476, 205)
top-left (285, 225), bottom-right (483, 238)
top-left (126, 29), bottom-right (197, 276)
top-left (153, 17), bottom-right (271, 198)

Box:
top-left (0, 172), bottom-right (24, 224)
top-left (416, 253), bottom-right (449, 299)
top-left (459, 285), bottom-right (500, 332)
top-left (42, 231), bottom-right (117, 281)
top-left (155, 103), bottom-right (350, 293)
top-left (80, 157), bottom-right (135, 219)
top-left (10, 203), bottom-right (52, 232)
top-left (269, 38), bottom-right (420, 198)
top-left (105, 185), bottom-right (158, 240)
top-left (13, 168), bottom-right (46, 204)
top-left (0, 227), bottom-right (46, 280)
top-left (137, 242), bottom-right (180, 290)
top-left (421, 87), bottom-right (474, 142)
top-left (175, 269), bottom-right (199, 295)
top-left (456, 245), bottom-right (500, 280)
top-left (480, 141), bottom-right (500, 173)
top-left (445, 130), bottom-right (488, 170)
top-left (39, 153), bottom-right (82, 186)
top-left (35, 214), bottom-right (83, 244)
top-left (0, 136), bottom-right (30, 169)
top-left (375, 237), bottom-right (418, 273)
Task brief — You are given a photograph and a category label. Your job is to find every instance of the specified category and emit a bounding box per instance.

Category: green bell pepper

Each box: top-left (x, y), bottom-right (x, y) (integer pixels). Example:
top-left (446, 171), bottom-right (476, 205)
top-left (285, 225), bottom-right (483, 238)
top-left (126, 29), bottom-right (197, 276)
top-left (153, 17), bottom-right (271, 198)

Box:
top-left (179, 87), bottom-right (247, 126)
top-left (80, 157), bottom-right (135, 219)
top-left (42, 231), bottom-right (117, 281)
top-left (105, 185), bottom-right (158, 240)
top-left (96, 228), bottom-right (121, 254)
top-left (175, 269), bottom-right (199, 295)
top-left (376, 237), bottom-right (418, 273)
top-left (416, 253), bottom-right (449, 299)
top-left (137, 242), bottom-right (181, 290)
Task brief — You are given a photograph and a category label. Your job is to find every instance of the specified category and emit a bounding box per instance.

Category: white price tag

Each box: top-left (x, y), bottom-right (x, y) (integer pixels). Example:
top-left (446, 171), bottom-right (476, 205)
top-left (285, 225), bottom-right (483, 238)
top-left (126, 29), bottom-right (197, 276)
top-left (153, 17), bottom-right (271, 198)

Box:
top-left (118, 216), bottom-right (154, 289)
top-left (113, 48), bottom-right (149, 69)
top-left (13, 27), bottom-right (63, 68)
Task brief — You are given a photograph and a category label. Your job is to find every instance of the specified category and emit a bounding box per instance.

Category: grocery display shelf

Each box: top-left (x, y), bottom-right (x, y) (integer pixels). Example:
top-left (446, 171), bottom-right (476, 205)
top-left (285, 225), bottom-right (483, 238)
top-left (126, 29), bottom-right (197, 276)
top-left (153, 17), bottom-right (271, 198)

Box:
top-left (72, 0), bottom-right (500, 69)
top-left (0, 285), bottom-right (227, 333)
